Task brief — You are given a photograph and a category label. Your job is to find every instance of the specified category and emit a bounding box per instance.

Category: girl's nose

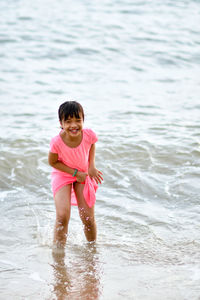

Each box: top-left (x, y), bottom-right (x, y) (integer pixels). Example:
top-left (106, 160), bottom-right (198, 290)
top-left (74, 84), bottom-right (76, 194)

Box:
top-left (70, 121), bottom-right (77, 127)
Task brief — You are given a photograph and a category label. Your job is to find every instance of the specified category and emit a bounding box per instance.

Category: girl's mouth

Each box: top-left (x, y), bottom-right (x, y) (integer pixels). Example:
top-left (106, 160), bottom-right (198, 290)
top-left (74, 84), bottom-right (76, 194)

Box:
top-left (69, 128), bottom-right (79, 134)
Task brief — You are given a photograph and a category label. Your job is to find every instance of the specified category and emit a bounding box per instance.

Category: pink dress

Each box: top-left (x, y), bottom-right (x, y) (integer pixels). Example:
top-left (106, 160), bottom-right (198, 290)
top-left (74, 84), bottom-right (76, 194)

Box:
top-left (50, 128), bottom-right (98, 207)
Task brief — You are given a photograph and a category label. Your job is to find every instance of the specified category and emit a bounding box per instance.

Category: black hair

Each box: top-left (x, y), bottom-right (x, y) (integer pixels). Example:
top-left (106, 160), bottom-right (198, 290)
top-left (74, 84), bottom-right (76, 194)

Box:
top-left (58, 101), bottom-right (84, 122)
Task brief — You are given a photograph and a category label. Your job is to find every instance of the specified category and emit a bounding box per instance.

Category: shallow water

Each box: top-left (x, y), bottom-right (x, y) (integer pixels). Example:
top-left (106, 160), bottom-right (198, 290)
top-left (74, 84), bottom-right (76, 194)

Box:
top-left (0, 0), bottom-right (200, 299)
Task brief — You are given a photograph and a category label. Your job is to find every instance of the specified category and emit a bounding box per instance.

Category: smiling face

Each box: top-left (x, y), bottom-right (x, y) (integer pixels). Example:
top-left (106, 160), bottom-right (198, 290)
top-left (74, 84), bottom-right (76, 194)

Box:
top-left (60, 113), bottom-right (84, 139)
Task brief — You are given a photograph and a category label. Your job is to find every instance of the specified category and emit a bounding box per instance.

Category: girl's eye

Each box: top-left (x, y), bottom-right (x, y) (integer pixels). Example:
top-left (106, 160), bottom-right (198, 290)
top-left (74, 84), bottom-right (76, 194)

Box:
top-left (65, 118), bottom-right (82, 123)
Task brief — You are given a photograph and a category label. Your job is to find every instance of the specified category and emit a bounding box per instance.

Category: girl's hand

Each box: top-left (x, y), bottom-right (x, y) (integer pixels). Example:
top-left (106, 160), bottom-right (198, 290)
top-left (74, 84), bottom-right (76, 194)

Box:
top-left (76, 171), bottom-right (88, 183)
top-left (88, 167), bottom-right (103, 184)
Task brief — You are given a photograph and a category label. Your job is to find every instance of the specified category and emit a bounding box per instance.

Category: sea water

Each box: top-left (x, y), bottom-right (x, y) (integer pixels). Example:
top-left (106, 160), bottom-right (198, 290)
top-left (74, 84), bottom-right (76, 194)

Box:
top-left (0, 0), bottom-right (200, 299)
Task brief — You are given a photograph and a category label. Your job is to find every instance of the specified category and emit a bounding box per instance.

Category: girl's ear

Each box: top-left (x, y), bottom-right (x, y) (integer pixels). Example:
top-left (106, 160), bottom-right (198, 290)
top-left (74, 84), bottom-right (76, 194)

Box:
top-left (60, 121), bottom-right (63, 129)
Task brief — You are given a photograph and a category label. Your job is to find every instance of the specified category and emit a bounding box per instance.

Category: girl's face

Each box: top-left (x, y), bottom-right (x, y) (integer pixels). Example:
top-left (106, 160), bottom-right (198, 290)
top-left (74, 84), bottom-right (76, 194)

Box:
top-left (60, 113), bottom-right (84, 139)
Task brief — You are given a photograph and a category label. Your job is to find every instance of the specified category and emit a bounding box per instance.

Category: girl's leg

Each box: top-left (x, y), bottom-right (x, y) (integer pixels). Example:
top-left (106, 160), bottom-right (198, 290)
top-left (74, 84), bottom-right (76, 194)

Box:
top-left (74, 182), bottom-right (97, 242)
top-left (54, 185), bottom-right (72, 248)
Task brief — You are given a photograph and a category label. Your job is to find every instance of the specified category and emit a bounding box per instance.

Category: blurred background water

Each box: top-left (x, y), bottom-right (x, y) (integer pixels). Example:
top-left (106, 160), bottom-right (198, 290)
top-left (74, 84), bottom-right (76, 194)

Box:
top-left (0, 0), bottom-right (200, 299)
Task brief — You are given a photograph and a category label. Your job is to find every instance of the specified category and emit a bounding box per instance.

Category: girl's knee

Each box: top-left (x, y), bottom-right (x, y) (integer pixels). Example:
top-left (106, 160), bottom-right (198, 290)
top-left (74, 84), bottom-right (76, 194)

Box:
top-left (56, 212), bottom-right (70, 226)
top-left (81, 214), bottom-right (95, 228)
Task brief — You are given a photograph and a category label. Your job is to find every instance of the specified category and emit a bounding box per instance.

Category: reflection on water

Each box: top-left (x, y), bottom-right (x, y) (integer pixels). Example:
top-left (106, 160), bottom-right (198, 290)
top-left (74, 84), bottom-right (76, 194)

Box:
top-left (51, 244), bottom-right (101, 300)
top-left (52, 250), bottom-right (71, 300)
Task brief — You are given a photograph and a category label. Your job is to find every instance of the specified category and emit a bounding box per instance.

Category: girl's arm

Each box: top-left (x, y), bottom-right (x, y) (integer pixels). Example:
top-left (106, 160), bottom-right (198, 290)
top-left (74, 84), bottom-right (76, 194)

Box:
top-left (48, 152), bottom-right (87, 182)
top-left (88, 144), bottom-right (103, 184)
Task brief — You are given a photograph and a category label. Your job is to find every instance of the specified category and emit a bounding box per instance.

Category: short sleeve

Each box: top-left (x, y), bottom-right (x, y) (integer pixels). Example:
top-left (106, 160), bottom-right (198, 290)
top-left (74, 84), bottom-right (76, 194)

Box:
top-left (84, 128), bottom-right (98, 144)
top-left (90, 129), bottom-right (98, 144)
top-left (50, 137), bottom-right (58, 153)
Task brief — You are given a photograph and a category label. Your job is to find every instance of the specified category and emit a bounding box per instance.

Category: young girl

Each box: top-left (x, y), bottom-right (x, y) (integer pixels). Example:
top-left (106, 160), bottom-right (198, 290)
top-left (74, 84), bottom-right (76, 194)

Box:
top-left (48, 101), bottom-right (103, 249)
